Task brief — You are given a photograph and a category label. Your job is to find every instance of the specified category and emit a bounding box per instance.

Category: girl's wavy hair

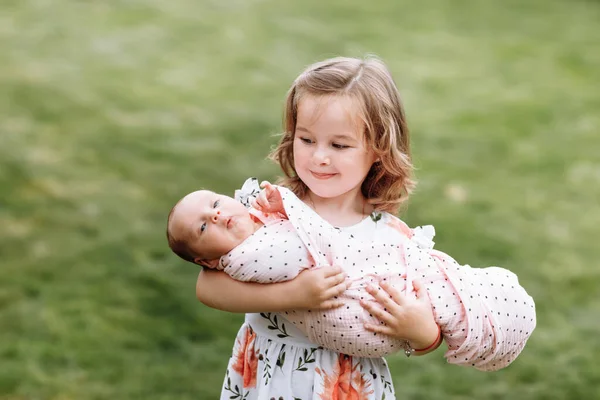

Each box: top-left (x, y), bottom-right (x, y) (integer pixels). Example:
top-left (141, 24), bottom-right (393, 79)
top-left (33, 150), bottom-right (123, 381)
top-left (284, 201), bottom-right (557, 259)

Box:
top-left (269, 56), bottom-right (415, 214)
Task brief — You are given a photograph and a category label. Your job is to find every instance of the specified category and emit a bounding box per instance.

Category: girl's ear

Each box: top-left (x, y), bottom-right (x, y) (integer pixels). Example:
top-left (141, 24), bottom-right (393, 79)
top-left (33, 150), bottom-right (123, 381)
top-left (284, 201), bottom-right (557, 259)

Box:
top-left (194, 257), bottom-right (219, 269)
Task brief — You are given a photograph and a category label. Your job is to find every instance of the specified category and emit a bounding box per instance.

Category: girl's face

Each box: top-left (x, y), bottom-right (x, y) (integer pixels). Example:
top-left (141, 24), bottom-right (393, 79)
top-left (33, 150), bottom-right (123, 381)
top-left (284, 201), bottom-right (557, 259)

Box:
top-left (293, 95), bottom-right (377, 201)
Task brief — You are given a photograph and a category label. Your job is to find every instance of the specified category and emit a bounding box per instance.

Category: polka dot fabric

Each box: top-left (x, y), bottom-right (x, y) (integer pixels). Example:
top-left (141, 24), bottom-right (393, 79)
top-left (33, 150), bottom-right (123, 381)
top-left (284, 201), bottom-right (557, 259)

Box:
top-left (222, 185), bottom-right (535, 369)
top-left (400, 226), bottom-right (536, 371)
top-left (221, 217), bottom-right (313, 283)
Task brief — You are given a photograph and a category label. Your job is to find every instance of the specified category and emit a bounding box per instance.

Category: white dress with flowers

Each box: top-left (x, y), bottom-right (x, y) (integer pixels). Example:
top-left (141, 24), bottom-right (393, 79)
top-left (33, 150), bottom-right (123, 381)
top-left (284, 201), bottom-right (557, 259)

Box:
top-left (220, 215), bottom-right (396, 400)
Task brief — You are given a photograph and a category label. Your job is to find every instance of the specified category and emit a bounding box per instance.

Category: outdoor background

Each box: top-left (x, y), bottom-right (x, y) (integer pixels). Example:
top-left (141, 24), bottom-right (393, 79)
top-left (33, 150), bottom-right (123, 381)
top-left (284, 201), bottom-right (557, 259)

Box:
top-left (1, 0), bottom-right (599, 399)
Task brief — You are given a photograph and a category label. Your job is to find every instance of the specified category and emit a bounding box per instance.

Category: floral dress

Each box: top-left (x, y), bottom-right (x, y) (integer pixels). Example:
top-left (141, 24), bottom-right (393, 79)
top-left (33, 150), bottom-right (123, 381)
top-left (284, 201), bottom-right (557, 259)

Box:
top-left (220, 215), bottom-right (396, 400)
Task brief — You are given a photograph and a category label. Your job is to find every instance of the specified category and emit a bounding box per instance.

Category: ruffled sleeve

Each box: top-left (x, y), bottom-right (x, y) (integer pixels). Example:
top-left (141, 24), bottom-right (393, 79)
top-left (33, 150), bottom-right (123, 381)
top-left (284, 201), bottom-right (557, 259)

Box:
top-left (401, 223), bottom-right (536, 371)
top-left (233, 178), bottom-right (287, 225)
top-left (234, 177), bottom-right (261, 208)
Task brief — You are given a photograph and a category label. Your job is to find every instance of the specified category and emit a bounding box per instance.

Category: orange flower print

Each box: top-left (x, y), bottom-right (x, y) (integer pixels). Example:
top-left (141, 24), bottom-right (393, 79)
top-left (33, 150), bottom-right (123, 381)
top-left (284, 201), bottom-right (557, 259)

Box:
top-left (315, 354), bottom-right (374, 400)
top-left (387, 218), bottom-right (412, 238)
top-left (232, 326), bottom-right (259, 388)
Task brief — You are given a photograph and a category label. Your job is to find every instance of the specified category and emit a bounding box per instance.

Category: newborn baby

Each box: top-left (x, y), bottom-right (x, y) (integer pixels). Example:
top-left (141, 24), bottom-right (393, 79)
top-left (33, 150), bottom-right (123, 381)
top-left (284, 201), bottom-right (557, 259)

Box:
top-left (167, 180), bottom-right (416, 357)
top-left (166, 179), bottom-right (535, 370)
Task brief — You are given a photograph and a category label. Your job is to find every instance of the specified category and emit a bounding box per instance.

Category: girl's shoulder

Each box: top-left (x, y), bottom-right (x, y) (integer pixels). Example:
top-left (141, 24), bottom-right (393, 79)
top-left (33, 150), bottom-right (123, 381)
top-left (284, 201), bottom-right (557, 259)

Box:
top-left (344, 211), bottom-right (409, 239)
top-left (371, 212), bottom-right (437, 250)
top-left (373, 212), bottom-right (412, 236)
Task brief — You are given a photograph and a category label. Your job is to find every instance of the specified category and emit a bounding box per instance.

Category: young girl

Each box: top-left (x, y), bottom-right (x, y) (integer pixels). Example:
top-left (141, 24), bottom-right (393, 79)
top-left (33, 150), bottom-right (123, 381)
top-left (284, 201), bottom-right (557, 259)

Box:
top-left (195, 56), bottom-right (535, 399)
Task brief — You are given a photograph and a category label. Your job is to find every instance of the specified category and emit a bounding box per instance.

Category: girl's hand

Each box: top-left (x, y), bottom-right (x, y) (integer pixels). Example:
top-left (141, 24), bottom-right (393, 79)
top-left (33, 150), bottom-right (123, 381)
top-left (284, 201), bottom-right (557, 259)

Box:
top-left (361, 280), bottom-right (440, 351)
top-left (290, 265), bottom-right (350, 310)
top-left (252, 181), bottom-right (285, 215)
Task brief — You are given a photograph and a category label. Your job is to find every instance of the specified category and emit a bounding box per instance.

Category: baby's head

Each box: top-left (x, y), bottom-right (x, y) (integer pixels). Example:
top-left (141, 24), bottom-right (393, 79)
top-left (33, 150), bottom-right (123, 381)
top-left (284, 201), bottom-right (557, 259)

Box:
top-left (166, 190), bottom-right (258, 268)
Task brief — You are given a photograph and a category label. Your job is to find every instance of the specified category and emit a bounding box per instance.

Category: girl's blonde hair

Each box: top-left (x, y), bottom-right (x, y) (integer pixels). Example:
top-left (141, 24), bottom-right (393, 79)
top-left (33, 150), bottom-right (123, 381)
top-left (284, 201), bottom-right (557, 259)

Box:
top-left (269, 56), bottom-right (415, 214)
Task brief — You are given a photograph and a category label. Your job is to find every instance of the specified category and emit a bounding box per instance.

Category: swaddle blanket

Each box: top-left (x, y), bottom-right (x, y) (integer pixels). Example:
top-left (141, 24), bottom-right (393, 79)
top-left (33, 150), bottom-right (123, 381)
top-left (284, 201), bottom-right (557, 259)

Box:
top-left (221, 181), bottom-right (535, 370)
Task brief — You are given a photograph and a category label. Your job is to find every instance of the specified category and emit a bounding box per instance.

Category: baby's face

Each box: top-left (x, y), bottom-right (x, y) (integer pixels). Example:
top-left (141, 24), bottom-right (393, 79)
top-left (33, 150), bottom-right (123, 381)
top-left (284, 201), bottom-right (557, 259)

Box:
top-left (170, 190), bottom-right (256, 265)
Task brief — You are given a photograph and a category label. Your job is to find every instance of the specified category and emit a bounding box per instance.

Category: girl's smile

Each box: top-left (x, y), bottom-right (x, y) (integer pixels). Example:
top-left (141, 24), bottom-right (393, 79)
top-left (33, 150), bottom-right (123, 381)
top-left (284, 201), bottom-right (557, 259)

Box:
top-left (311, 171), bottom-right (337, 180)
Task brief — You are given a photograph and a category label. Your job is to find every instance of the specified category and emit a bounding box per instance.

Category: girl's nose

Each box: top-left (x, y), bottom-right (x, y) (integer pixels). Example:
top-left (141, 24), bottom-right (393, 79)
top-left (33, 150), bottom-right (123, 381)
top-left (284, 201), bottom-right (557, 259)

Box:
top-left (211, 210), bottom-right (221, 223)
top-left (313, 148), bottom-right (330, 166)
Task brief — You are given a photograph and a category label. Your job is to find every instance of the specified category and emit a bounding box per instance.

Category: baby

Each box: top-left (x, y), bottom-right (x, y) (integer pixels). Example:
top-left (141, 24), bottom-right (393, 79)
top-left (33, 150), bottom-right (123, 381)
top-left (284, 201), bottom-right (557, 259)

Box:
top-left (167, 178), bottom-right (535, 367)
top-left (167, 179), bottom-right (421, 357)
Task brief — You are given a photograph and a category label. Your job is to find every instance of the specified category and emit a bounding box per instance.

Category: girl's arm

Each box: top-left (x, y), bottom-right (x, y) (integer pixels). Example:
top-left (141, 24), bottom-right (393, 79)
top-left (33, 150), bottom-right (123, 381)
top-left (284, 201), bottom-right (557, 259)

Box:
top-left (196, 265), bottom-right (349, 313)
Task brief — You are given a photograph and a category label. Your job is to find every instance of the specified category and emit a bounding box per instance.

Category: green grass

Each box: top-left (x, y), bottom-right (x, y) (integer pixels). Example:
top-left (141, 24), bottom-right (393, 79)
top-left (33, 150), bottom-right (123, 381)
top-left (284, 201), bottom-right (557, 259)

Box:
top-left (1, 0), bottom-right (599, 398)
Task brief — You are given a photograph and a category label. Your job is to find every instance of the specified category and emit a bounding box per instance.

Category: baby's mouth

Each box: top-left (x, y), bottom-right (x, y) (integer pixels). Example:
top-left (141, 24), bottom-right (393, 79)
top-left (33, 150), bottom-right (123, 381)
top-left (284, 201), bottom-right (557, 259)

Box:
top-left (226, 217), bottom-right (233, 229)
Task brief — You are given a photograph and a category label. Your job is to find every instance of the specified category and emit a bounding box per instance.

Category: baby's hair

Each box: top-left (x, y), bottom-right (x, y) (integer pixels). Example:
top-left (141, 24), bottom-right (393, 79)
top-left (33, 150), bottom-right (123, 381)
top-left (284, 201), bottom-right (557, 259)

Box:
top-left (166, 200), bottom-right (198, 265)
top-left (269, 55), bottom-right (415, 214)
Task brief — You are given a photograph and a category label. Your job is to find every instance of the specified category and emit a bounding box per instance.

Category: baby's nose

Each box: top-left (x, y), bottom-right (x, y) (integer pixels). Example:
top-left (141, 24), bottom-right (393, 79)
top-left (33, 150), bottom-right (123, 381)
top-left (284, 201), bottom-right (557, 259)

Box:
top-left (211, 210), bottom-right (221, 222)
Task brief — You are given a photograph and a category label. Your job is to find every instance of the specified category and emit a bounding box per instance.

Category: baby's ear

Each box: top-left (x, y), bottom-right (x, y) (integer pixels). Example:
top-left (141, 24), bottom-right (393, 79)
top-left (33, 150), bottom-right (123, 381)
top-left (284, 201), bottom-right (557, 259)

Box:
top-left (194, 257), bottom-right (219, 269)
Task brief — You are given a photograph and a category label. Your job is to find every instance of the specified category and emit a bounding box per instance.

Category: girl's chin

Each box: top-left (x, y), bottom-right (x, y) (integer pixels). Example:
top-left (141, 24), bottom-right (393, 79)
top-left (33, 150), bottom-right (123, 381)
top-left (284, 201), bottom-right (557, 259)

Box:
top-left (307, 186), bottom-right (352, 199)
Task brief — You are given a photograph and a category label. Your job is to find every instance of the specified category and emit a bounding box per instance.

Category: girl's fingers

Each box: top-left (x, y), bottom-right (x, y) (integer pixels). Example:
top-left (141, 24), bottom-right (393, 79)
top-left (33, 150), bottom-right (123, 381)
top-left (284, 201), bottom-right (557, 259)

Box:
top-left (321, 299), bottom-right (345, 309)
top-left (364, 323), bottom-right (396, 336)
top-left (365, 285), bottom-right (393, 309)
top-left (379, 280), bottom-right (405, 306)
top-left (325, 282), bottom-right (348, 298)
top-left (366, 283), bottom-right (403, 310)
top-left (361, 300), bottom-right (395, 326)
top-left (321, 265), bottom-right (343, 278)
top-left (325, 271), bottom-right (346, 287)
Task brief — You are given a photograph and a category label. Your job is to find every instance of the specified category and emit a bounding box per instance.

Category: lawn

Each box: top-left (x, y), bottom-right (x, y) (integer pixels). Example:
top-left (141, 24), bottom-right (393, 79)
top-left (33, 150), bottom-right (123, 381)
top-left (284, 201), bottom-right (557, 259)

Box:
top-left (1, 0), bottom-right (599, 399)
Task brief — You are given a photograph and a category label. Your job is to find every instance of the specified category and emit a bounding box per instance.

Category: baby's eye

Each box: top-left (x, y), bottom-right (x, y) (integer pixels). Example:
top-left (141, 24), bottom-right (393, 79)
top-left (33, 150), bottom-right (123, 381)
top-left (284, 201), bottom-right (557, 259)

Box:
top-left (200, 222), bottom-right (207, 233)
top-left (332, 143), bottom-right (349, 149)
top-left (300, 137), bottom-right (313, 144)
top-left (213, 199), bottom-right (220, 208)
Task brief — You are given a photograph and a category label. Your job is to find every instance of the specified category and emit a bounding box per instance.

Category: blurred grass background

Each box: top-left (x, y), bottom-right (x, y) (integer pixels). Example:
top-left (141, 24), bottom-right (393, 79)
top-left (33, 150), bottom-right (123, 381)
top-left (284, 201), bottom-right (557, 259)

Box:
top-left (1, 0), bottom-right (599, 399)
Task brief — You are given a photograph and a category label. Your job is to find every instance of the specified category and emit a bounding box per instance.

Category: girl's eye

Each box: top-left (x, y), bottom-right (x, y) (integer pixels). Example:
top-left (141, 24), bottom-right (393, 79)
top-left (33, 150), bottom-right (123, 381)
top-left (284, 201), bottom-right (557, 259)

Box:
top-left (332, 143), bottom-right (349, 149)
top-left (300, 137), bottom-right (313, 144)
top-left (200, 222), bottom-right (207, 233)
top-left (213, 199), bottom-right (220, 208)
